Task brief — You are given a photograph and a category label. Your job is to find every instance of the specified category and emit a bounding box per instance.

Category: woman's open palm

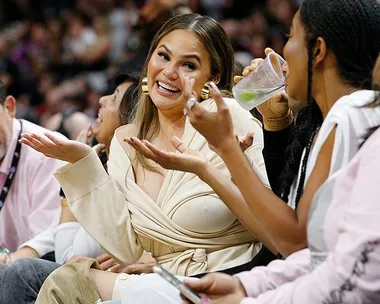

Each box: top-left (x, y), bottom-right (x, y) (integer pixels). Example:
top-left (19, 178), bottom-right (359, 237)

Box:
top-left (20, 132), bottom-right (92, 164)
top-left (125, 136), bottom-right (209, 176)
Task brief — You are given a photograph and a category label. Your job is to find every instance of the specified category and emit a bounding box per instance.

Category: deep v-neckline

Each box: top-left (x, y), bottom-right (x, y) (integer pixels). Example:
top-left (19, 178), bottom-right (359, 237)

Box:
top-left (113, 117), bottom-right (194, 206)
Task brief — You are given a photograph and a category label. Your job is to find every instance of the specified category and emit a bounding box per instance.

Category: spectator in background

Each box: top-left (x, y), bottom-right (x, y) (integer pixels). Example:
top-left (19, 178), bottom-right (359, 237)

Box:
top-left (108, 0), bottom-right (139, 63)
top-left (0, 81), bottom-right (64, 256)
top-left (44, 93), bottom-right (91, 140)
top-left (0, 34), bottom-right (20, 98)
top-left (0, 63), bottom-right (144, 304)
top-left (0, 1), bottom-right (299, 124)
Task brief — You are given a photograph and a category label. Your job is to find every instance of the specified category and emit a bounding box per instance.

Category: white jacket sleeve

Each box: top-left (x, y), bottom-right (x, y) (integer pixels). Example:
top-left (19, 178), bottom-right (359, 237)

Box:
top-left (54, 150), bottom-right (143, 265)
top-left (54, 223), bottom-right (104, 264)
top-left (18, 227), bottom-right (56, 257)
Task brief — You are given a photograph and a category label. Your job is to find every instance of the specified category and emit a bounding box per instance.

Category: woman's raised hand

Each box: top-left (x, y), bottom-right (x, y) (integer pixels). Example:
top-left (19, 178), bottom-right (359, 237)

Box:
top-left (75, 124), bottom-right (93, 145)
top-left (20, 132), bottom-right (93, 164)
top-left (124, 136), bottom-right (210, 176)
top-left (182, 76), bottom-right (237, 154)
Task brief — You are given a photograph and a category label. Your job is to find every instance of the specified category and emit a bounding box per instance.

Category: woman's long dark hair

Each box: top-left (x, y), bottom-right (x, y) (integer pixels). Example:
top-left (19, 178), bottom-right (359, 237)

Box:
top-left (278, 0), bottom-right (380, 207)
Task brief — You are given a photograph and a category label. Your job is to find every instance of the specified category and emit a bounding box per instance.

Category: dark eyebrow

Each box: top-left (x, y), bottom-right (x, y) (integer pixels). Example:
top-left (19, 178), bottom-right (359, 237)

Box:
top-left (158, 44), bottom-right (202, 66)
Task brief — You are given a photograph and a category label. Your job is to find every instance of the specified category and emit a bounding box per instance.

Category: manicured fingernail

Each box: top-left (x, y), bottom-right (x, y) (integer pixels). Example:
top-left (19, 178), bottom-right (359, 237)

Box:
top-left (209, 81), bottom-right (217, 90)
top-left (183, 108), bottom-right (188, 116)
top-left (201, 296), bottom-right (210, 303)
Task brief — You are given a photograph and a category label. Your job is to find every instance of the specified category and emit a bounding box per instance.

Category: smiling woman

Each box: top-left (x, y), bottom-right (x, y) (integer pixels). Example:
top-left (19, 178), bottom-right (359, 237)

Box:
top-left (132, 14), bottom-right (235, 174)
top-left (21, 14), bottom-right (270, 304)
top-left (92, 80), bottom-right (138, 151)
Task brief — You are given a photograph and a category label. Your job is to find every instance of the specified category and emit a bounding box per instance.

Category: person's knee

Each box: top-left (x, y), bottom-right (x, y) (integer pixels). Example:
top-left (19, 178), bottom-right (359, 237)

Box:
top-left (36, 262), bottom-right (101, 303)
top-left (6, 258), bottom-right (33, 281)
top-left (7, 258), bottom-right (59, 285)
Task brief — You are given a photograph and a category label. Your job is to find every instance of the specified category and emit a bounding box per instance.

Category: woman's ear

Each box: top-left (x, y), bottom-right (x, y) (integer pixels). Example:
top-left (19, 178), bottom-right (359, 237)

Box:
top-left (312, 37), bottom-right (327, 67)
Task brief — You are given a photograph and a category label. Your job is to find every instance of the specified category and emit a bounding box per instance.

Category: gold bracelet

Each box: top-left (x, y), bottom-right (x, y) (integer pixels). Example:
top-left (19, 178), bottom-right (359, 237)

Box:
top-left (263, 111), bottom-right (294, 131)
top-left (61, 198), bottom-right (69, 207)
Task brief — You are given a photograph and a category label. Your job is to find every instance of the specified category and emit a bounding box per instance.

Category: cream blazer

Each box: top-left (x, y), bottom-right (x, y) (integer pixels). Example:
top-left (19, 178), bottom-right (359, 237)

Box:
top-left (55, 98), bottom-right (270, 276)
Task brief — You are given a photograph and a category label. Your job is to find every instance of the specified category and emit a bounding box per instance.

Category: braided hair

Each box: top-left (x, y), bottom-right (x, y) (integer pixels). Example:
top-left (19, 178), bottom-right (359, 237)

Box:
top-left (278, 0), bottom-right (380, 207)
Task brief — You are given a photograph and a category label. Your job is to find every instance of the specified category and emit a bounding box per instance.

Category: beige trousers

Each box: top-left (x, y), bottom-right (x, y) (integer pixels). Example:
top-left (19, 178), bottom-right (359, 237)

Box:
top-left (35, 259), bottom-right (101, 304)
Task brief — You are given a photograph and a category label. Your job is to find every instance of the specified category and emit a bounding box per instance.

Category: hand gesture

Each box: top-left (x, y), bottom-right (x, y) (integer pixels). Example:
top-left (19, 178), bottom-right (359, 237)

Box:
top-left (238, 132), bottom-right (254, 152)
top-left (96, 252), bottom-right (157, 274)
top-left (75, 125), bottom-right (93, 145)
top-left (96, 253), bottom-right (119, 272)
top-left (120, 252), bottom-right (157, 275)
top-left (182, 78), bottom-right (237, 154)
top-left (125, 136), bottom-right (210, 176)
top-left (182, 273), bottom-right (246, 304)
top-left (20, 132), bottom-right (93, 164)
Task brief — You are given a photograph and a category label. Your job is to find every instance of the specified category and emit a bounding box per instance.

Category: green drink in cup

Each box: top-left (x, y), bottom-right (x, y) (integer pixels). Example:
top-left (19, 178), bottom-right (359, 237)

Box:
top-left (233, 52), bottom-right (285, 110)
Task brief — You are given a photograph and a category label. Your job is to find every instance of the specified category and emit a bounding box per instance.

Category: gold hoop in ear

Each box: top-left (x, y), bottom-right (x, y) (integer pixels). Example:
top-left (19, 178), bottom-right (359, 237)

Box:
top-left (141, 77), bottom-right (149, 95)
top-left (200, 82), bottom-right (211, 100)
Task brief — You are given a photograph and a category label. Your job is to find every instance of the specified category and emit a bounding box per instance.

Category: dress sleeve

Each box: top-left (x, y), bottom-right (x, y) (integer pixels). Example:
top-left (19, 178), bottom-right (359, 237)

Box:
top-left (243, 121), bottom-right (271, 188)
top-left (54, 223), bottom-right (104, 264)
top-left (235, 248), bottom-right (310, 298)
top-left (17, 226), bottom-right (56, 257)
top-left (54, 150), bottom-right (144, 265)
top-left (226, 98), bottom-right (270, 188)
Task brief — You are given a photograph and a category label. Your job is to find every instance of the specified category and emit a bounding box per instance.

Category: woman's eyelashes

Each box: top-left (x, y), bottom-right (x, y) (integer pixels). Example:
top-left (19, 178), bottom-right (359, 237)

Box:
top-left (157, 51), bottom-right (197, 71)
top-left (183, 62), bottom-right (196, 70)
top-left (158, 51), bottom-right (170, 61)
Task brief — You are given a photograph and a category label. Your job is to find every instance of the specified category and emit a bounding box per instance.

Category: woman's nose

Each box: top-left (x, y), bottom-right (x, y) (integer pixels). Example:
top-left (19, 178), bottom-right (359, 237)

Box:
top-left (99, 96), bottom-right (107, 107)
top-left (163, 63), bottom-right (179, 80)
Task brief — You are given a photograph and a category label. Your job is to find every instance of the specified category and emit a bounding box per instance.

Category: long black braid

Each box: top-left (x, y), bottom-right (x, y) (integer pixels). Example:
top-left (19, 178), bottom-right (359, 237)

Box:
top-left (278, 0), bottom-right (380, 207)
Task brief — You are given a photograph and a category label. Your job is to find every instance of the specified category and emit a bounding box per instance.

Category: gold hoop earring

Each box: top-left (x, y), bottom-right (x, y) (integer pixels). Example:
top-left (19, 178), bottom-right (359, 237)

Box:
top-left (141, 77), bottom-right (149, 95)
top-left (200, 82), bottom-right (210, 100)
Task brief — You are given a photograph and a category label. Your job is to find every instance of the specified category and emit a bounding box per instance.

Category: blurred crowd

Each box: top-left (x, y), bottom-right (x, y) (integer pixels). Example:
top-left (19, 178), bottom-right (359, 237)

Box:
top-left (0, 0), bottom-right (299, 129)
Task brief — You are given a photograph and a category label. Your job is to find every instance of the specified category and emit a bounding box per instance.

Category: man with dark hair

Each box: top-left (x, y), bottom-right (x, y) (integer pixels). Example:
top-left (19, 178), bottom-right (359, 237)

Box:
top-left (0, 81), bottom-right (63, 260)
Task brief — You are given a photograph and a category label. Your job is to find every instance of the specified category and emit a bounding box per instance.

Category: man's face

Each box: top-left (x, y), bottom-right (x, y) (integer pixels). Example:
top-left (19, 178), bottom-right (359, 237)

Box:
top-left (0, 101), bottom-right (15, 161)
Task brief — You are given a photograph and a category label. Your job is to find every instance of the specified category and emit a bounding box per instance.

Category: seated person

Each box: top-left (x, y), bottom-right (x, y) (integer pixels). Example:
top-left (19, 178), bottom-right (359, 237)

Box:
top-left (0, 81), bottom-right (64, 258)
top-left (45, 93), bottom-right (92, 140)
top-left (21, 14), bottom-right (270, 303)
top-left (0, 67), bottom-right (143, 304)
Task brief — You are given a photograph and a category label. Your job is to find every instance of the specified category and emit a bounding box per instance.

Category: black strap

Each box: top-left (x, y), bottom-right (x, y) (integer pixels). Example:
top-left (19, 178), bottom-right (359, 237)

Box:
top-left (0, 120), bottom-right (23, 210)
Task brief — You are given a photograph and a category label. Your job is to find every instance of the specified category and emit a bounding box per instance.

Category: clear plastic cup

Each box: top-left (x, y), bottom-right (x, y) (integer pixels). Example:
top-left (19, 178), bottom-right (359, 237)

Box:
top-left (232, 52), bottom-right (285, 110)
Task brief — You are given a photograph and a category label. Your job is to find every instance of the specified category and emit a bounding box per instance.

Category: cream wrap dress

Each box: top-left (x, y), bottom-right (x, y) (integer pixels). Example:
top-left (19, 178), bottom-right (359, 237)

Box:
top-left (55, 98), bottom-right (269, 282)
